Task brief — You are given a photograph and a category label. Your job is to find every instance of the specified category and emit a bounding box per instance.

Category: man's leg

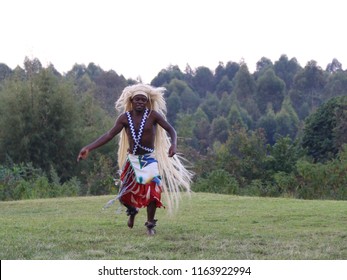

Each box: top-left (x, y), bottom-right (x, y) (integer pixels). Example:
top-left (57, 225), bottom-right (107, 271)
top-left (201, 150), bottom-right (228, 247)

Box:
top-left (125, 205), bottom-right (138, 228)
top-left (145, 201), bottom-right (157, 235)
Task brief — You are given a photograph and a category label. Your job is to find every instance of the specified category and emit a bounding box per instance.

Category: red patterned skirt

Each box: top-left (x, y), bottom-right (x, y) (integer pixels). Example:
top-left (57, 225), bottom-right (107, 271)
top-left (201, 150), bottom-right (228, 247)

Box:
top-left (118, 160), bottom-right (163, 209)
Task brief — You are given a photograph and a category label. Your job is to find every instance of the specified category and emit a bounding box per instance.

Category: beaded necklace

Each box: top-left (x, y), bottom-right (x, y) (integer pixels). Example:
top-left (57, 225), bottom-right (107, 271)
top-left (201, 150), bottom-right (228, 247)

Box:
top-left (126, 108), bottom-right (154, 155)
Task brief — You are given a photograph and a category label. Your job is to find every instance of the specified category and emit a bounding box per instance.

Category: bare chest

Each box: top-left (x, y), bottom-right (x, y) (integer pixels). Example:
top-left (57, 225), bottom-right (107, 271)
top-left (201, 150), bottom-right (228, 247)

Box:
top-left (125, 111), bottom-right (156, 140)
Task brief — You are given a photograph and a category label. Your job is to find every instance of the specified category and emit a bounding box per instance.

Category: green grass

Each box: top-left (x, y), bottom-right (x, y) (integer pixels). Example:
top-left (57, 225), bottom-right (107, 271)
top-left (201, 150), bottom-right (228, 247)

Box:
top-left (0, 193), bottom-right (346, 260)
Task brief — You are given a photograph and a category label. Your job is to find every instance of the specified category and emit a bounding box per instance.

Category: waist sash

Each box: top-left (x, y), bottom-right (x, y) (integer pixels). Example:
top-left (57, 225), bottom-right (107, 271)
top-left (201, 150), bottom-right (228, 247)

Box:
top-left (127, 153), bottom-right (160, 184)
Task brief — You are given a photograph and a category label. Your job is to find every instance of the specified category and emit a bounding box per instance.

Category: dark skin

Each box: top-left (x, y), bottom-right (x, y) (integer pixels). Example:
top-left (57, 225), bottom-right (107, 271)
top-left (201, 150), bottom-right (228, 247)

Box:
top-left (77, 95), bottom-right (177, 160)
top-left (77, 94), bottom-right (177, 234)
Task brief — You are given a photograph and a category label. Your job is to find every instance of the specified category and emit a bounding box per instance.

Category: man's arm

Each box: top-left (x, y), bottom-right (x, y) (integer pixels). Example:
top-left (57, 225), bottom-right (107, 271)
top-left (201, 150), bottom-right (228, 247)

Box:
top-left (153, 111), bottom-right (177, 157)
top-left (77, 114), bottom-right (126, 161)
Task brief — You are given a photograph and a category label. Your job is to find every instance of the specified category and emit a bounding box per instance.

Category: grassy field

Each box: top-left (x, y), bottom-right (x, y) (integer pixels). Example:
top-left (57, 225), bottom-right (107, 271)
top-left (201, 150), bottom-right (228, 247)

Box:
top-left (0, 193), bottom-right (346, 260)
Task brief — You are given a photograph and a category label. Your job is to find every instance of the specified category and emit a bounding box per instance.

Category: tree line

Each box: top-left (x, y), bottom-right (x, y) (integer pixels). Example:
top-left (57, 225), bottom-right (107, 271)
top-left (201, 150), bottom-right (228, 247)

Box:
top-left (0, 55), bottom-right (346, 201)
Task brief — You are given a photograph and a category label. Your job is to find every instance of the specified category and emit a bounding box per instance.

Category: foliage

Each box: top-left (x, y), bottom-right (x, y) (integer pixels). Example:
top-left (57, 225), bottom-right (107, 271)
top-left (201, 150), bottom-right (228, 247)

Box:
top-left (256, 68), bottom-right (285, 114)
top-left (226, 127), bottom-right (269, 184)
top-left (83, 154), bottom-right (117, 196)
top-left (165, 78), bottom-right (199, 123)
top-left (266, 136), bottom-right (303, 174)
top-left (257, 106), bottom-right (277, 144)
top-left (232, 64), bottom-right (256, 102)
top-left (274, 96), bottom-right (300, 139)
top-left (210, 116), bottom-right (229, 143)
top-left (192, 169), bottom-right (239, 194)
top-left (302, 96), bottom-right (347, 162)
top-left (324, 69), bottom-right (347, 100)
top-left (272, 172), bottom-right (298, 197)
top-left (0, 63), bottom-right (13, 82)
top-left (151, 65), bottom-right (185, 87)
top-left (0, 163), bottom-right (81, 201)
top-left (191, 66), bottom-right (214, 98)
top-left (289, 60), bottom-right (326, 115)
top-left (273, 55), bottom-right (301, 90)
top-left (1, 54), bottom-right (347, 201)
top-left (0, 69), bottom-right (81, 179)
top-left (296, 147), bottom-right (347, 200)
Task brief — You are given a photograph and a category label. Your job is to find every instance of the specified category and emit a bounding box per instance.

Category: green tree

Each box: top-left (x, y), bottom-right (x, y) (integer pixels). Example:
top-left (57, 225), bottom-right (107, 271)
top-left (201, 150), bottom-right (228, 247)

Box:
top-left (218, 92), bottom-right (232, 117)
top-left (256, 57), bottom-right (273, 72)
top-left (225, 61), bottom-right (240, 80)
top-left (274, 55), bottom-right (302, 90)
top-left (166, 91), bottom-right (182, 124)
top-left (227, 93), bottom-right (253, 129)
top-left (213, 61), bottom-right (239, 95)
top-left (221, 126), bottom-right (268, 185)
top-left (323, 70), bottom-right (347, 100)
top-left (290, 60), bottom-right (326, 116)
top-left (213, 61), bottom-right (226, 88)
top-left (210, 116), bottom-right (229, 143)
top-left (254, 57), bottom-right (273, 80)
top-left (180, 86), bottom-right (200, 112)
top-left (256, 68), bottom-right (285, 114)
top-left (92, 70), bottom-right (127, 116)
top-left (151, 65), bottom-right (184, 87)
top-left (0, 68), bottom-right (81, 179)
top-left (275, 96), bottom-right (299, 139)
top-left (257, 105), bottom-right (277, 144)
top-left (167, 79), bottom-right (199, 113)
top-left (86, 62), bottom-right (103, 80)
top-left (175, 113), bottom-right (195, 140)
top-left (232, 63), bottom-right (259, 121)
top-left (66, 63), bottom-right (87, 80)
top-left (302, 96), bottom-right (347, 162)
top-left (192, 66), bottom-right (214, 98)
top-left (232, 63), bottom-right (256, 103)
top-left (267, 136), bottom-right (302, 174)
top-left (0, 78), bottom-right (32, 162)
top-left (334, 103), bottom-right (347, 150)
top-left (326, 58), bottom-right (342, 73)
top-left (11, 66), bottom-right (26, 81)
top-left (0, 63), bottom-right (12, 82)
top-left (200, 93), bottom-right (220, 122)
top-left (215, 75), bottom-right (233, 96)
top-left (192, 108), bottom-right (210, 153)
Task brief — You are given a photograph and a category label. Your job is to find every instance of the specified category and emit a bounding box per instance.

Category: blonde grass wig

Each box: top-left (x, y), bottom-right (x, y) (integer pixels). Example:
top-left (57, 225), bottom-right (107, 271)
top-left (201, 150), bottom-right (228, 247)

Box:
top-left (115, 84), bottom-right (193, 212)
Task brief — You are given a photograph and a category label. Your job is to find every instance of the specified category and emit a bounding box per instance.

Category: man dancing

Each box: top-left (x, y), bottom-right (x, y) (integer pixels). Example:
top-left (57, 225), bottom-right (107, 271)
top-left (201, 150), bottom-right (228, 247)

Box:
top-left (77, 84), bottom-right (192, 235)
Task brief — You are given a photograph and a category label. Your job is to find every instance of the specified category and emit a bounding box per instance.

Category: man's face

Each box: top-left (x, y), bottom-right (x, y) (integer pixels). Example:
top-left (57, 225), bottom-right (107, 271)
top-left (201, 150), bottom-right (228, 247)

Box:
top-left (131, 94), bottom-right (148, 111)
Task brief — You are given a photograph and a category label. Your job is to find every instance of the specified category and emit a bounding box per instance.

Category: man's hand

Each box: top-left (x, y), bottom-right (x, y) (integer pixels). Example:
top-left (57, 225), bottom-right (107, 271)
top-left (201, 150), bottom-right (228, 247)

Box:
top-left (168, 144), bottom-right (177, 157)
top-left (77, 148), bottom-right (89, 162)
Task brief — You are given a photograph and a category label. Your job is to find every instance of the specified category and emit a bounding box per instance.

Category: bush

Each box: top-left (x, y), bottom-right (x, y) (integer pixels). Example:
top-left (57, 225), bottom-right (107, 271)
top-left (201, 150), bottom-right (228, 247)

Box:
top-left (296, 147), bottom-right (347, 200)
top-left (192, 169), bottom-right (239, 194)
top-left (241, 179), bottom-right (281, 197)
top-left (85, 154), bottom-right (117, 195)
top-left (60, 177), bottom-right (81, 197)
top-left (13, 180), bottom-right (33, 199)
top-left (273, 172), bottom-right (298, 197)
top-left (0, 163), bottom-right (82, 200)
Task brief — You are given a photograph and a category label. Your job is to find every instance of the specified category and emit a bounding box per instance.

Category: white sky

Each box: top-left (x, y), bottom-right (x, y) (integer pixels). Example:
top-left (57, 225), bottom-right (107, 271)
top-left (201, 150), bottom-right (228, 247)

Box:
top-left (1, 0), bottom-right (346, 83)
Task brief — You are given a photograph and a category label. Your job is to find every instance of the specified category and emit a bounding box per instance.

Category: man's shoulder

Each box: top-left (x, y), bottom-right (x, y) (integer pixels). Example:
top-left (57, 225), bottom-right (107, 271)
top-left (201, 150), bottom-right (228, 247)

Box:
top-left (116, 112), bottom-right (129, 123)
top-left (149, 110), bottom-right (162, 117)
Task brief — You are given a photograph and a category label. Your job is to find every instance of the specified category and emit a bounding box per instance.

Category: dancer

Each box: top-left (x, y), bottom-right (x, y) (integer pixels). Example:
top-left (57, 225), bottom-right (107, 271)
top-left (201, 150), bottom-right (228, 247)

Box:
top-left (77, 84), bottom-right (192, 235)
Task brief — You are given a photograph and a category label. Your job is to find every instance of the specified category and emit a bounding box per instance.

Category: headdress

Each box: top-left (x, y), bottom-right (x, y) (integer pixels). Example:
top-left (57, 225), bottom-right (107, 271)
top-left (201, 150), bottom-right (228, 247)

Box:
top-left (131, 90), bottom-right (149, 99)
top-left (115, 84), bottom-right (192, 212)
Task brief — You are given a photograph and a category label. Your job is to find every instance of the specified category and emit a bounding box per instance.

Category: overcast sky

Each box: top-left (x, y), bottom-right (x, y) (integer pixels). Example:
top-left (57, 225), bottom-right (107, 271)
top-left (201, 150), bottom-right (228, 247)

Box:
top-left (1, 0), bottom-right (346, 83)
